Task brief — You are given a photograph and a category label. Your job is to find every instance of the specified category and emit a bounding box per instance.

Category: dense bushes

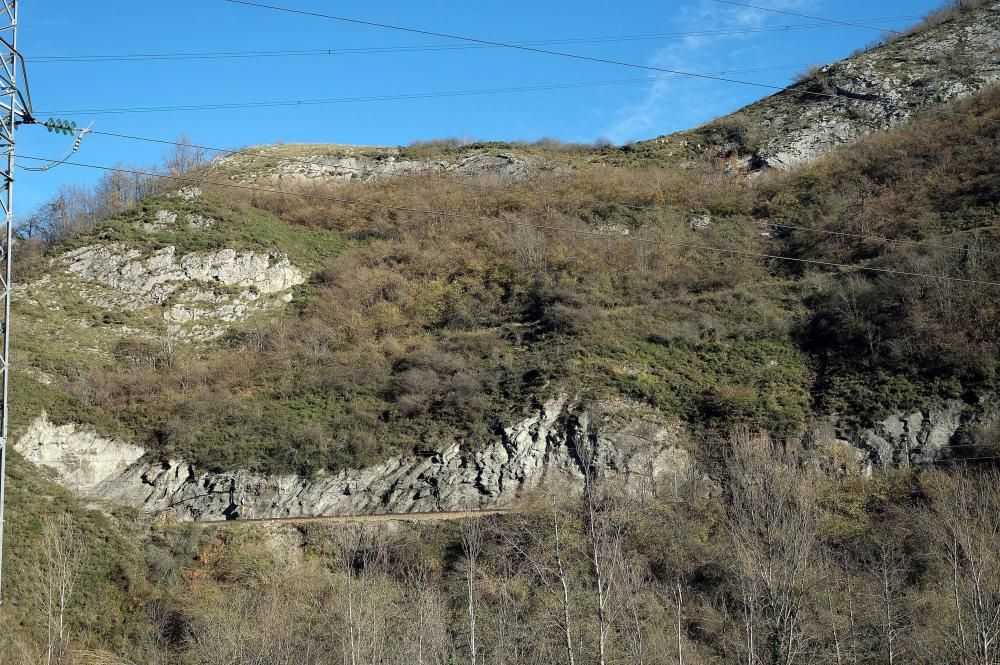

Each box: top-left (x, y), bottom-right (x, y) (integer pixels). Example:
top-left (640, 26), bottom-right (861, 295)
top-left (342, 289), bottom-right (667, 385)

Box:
top-left (758, 88), bottom-right (1000, 419)
top-left (21, 148), bottom-right (802, 475)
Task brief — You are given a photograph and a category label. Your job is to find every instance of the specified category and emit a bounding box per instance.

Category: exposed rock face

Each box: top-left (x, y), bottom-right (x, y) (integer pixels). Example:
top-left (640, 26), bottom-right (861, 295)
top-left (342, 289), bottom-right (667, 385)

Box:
top-left (174, 186), bottom-right (202, 201)
top-left (688, 212), bottom-right (711, 230)
top-left (19, 395), bottom-right (994, 522)
top-left (17, 397), bottom-right (689, 522)
top-left (30, 242), bottom-right (305, 339)
top-left (216, 146), bottom-right (573, 184)
top-left (17, 413), bottom-right (145, 491)
top-left (63, 244), bottom-right (303, 302)
top-left (651, 4), bottom-right (1000, 170)
top-left (803, 401), bottom-right (982, 475)
top-left (136, 209), bottom-right (218, 233)
top-left (753, 7), bottom-right (1000, 169)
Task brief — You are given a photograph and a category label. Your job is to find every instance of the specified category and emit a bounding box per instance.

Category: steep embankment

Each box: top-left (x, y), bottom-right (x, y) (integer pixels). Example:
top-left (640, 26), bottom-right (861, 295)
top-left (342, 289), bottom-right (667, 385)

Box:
top-left (16, 394), bottom-right (996, 521)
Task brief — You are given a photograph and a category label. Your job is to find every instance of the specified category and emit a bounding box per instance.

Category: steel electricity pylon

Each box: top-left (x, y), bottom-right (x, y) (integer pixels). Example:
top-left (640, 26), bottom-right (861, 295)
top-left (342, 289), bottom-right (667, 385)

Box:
top-left (0, 0), bottom-right (32, 604)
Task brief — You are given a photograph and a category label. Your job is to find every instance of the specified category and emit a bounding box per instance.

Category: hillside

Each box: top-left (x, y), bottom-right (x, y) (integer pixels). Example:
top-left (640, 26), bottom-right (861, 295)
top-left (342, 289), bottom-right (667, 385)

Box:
top-left (11, 0), bottom-right (1000, 507)
top-left (201, 3), bottom-right (1000, 186)
top-left (12, 85), bottom-right (1000, 513)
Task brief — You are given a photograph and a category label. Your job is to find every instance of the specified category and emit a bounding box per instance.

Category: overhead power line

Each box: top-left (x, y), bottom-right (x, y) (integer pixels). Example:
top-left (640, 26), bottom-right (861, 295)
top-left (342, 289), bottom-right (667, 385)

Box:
top-left (217, 0), bottom-right (1000, 131)
top-left (711, 0), bottom-right (892, 32)
top-left (41, 74), bottom-right (1000, 128)
top-left (220, 0), bottom-right (805, 92)
top-left (87, 128), bottom-right (1000, 257)
top-left (37, 6), bottom-right (995, 125)
top-left (15, 154), bottom-right (1000, 287)
top-left (28, 17), bottom-right (921, 63)
top-left (37, 63), bottom-right (815, 117)
top-left (934, 456), bottom-right (1000, 464)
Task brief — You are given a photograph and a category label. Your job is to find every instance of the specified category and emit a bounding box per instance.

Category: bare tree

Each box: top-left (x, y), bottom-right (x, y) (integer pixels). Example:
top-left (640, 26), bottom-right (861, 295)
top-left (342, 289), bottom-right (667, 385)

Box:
top-left (186, 562), bottom-right (329, 665)
top-left (163, 133), bottom-right (206, 175)
top-left (462, 518), bottom-right (485, 665)
top-left (551, 497), bottom-right (578, 665)
top-left (335, 525), bottom-right (363, 665)
top-left (928, 469), bottom-right (1000, 665)
top-left (822, 561), bottom-right (847, 665)
top-left (499, 493), bottom-right (581, 665)
top-left (864, 539), bottom-right (910, 665)
top-left (726, 430), bottom-right (820, 665)
top-left (577, 416), bottom-right (636, 665)
top-left (402, 558), bottom-right (450, 665)
top-left (674, 578), bottom-right (686, 665)
top-left (34, 514), bottom-right (88, 665)
top-left (492, 553), bottom-right (526, 665)
top-left (617, 556), bottom-right (648, 665)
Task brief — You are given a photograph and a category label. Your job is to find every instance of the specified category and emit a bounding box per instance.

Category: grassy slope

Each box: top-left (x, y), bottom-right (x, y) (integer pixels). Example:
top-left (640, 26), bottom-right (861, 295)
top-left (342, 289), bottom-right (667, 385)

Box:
top-left (760, 88), bottom-right (1000, 418)
top-left (25, 156), bottom-right (814, 474)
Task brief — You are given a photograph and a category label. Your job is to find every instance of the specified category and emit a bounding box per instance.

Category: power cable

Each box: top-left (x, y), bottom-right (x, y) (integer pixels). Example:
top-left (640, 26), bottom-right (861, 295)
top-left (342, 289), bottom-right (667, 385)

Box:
top-left (36, 63), bottom-right (814, 116)
top-left (934, 456), bottom-right (1000, 464)
top-left (20, 123), bottom-right (93, 172)
top-left (86, 128), bottom-right (1000, 257)
top-left (217, 0), bottom-right (1000, 131)
top-left (28, 17), bottom-right (921, 63)
top-left (15, 154), bottom-right (1000, 287)
top-left (219, 0), bottom-right (815, 92)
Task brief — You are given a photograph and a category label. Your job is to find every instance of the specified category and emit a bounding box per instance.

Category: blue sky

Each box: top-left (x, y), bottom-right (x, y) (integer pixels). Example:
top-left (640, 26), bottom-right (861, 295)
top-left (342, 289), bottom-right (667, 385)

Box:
top-left (17, 0), bottom-right (941, 213)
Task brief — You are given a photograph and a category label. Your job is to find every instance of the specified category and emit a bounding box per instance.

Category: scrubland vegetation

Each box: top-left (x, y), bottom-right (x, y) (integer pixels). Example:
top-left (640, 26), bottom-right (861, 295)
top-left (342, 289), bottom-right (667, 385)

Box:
top-left (12, 88), bottom-right (1000, 476)
top-left (886, 0), bottom-right (992, 42)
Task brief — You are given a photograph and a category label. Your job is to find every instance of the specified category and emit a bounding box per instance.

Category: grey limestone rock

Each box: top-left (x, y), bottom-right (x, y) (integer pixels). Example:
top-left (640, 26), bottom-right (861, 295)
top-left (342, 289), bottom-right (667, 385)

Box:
top-left (19, 397), bottom-right (690, 522)
top-left (34, 242), bottom-right (306, 339)
top-left (803, 401), bottom-right (982, 475)
top-left (217, 147), bottom-right (572, 184)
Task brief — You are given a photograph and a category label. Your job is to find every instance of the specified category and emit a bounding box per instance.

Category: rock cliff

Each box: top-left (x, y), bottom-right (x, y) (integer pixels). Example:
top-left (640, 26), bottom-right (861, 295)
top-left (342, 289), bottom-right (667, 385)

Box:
top-left (27, 234), bottom-right (305, 341)
top-left (17, 397), bottom-right (688, 521)
top-left (803, 401), bottom-right (987, 475)
top-left (16, 395), bottom-right (994, 522)
top-left (16, 414), bottom-right (145, 492)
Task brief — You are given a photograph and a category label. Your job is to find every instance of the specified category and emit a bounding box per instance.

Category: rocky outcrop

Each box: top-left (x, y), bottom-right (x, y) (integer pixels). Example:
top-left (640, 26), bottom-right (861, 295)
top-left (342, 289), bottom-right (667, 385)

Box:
top-left (137, 209), bottom-right (218, 233)
top-left (19, 395), bottom-right (994, 521)
top-left (803, 401), bottom-right (987, 475)
top-left (754, 6), bottom-right (1000, 169)
top-left (652, 3), bottom-right (1000, 170)
top-left (17, 397), bottom-right (689, 522)
top-left (216, 145), bottom-right (572, 184)
top-left (63, 244), bottom-right (304, 302)
top-left (29, 242), bottom-right (305, 339)
top-left (17, 413), bottom-right (146, 492)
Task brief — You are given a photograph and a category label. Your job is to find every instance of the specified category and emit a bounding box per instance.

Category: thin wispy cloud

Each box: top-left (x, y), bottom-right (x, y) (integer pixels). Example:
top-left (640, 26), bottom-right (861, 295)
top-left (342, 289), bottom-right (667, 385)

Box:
top-left (605, 0), bottom-right (819, 143)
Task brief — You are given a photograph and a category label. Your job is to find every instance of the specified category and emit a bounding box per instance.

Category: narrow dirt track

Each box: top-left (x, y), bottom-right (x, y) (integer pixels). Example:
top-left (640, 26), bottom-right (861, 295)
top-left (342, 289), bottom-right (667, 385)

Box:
top-left (196, 508), bottom-right (510, 527)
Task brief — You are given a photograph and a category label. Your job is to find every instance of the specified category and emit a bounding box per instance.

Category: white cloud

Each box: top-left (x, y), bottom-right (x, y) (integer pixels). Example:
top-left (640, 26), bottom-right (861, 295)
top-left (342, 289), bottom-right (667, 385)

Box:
top-left (604, 0), bottom-right (820, 143)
